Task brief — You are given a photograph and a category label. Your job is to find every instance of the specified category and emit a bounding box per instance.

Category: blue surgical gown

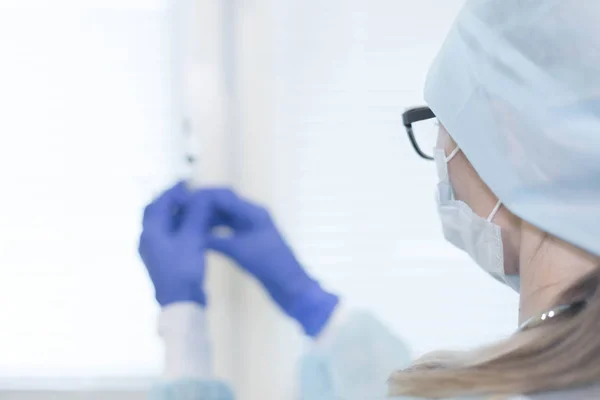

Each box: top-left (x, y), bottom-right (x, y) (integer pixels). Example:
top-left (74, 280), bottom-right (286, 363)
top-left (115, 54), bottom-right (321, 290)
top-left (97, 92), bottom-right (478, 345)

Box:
top-left (148, 310), bottom-right (413, 400)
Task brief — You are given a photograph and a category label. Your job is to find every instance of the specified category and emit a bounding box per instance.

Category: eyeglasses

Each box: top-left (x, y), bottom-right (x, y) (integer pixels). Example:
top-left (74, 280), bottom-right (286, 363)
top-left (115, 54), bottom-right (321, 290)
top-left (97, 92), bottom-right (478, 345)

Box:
top-left (402, 106), bottom-right (437, 161)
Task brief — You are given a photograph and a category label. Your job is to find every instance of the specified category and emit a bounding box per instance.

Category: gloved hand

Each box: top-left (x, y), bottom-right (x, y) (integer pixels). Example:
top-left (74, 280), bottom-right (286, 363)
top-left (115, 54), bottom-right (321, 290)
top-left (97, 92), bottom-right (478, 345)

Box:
top-left (139, 182), bottom-right (211, 307)
top-left (206, 189), bottom-right (339, 337)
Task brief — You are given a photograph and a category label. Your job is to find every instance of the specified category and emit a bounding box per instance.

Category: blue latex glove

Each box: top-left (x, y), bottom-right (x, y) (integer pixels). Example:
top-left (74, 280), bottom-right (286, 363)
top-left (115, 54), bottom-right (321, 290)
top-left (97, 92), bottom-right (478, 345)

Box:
top-left (139, 182), bottom-right (210, 307)
top-left (206, 189), bottom-right (339, 337)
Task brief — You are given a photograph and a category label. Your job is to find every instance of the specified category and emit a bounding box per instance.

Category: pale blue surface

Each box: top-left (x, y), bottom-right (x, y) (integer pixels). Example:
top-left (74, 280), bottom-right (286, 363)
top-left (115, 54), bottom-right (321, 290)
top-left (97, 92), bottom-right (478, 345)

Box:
top-left (425, 0), bottom-right (600, 257)
top-left (148, 380), bottom-right (234, 400)
top-left (299, 312), bottom-right (411, 400)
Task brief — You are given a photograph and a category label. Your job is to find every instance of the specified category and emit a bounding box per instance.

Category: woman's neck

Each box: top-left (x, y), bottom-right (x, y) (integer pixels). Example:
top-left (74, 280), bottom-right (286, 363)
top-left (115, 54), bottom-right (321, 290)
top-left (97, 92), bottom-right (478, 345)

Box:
top-left (518, 222), bottom-right (598, 324)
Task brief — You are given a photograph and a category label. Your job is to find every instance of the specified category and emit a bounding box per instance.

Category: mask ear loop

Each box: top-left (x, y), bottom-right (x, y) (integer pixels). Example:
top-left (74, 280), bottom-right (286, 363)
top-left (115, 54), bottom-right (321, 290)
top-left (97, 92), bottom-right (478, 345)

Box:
top-left (445, 145), bottom-right (503, 223)
top-left (487, 200), bottom-right (503, 222)
top-left (445, 146), bottom-right (461, 162)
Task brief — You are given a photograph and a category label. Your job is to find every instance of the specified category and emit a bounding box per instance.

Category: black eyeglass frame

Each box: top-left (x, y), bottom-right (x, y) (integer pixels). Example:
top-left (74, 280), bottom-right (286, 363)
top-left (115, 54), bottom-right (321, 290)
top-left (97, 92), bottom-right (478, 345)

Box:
top-left (402, 106), bottom-right (436, 160)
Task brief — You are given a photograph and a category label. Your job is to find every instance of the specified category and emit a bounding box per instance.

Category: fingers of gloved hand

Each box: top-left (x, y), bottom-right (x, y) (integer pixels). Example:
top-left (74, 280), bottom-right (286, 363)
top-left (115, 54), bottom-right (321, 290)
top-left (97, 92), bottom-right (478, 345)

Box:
top-left (205, 236), bottom-right (237, 257)
top-left (209, 188), bottom-right (272, 230)
top-left (178, 193), bottom-right (213, 235)
top-left (142, 181), bottom-right (190, 234)
top-left (177, 187), bottom-right (243, 235)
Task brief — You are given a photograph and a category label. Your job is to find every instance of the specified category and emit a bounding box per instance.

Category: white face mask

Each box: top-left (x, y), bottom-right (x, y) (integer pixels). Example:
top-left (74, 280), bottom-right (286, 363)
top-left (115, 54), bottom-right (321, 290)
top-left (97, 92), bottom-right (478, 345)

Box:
top-left (434, 146), bottom-right (520, 292)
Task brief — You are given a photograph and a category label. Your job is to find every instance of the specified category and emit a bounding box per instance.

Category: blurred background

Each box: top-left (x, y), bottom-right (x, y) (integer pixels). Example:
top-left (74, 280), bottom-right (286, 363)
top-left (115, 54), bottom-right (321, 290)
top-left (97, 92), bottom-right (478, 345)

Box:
top-left (0, 0), bottom-right (518, 399)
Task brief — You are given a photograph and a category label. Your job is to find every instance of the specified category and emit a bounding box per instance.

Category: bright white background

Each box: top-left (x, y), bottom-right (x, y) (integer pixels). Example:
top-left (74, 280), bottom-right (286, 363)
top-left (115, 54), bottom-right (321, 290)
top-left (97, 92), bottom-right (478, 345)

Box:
top-left (0, 0), bottom-right (519, 399)
top-left (0, 0), bottom-right (180, 380)
top-left (269, 0), bottom-right (519, 357)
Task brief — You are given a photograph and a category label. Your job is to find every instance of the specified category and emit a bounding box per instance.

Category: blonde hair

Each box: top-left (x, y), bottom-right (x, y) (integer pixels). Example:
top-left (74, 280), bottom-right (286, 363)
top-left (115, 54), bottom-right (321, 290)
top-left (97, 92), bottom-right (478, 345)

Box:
top-left (388, 268), bottom-right (600, 399)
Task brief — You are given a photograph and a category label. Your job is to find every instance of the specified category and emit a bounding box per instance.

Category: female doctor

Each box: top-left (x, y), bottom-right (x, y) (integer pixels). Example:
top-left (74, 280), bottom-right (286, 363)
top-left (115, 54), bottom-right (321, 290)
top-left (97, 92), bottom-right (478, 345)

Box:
top-left (139, 1), bottom-right (600, 399)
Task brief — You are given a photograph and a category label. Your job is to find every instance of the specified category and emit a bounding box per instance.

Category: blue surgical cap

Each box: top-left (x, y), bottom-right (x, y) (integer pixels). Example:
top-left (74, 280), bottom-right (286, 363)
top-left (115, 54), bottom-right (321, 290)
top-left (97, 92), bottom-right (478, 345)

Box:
top-left (425, 0), bottom-right (600, 257)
